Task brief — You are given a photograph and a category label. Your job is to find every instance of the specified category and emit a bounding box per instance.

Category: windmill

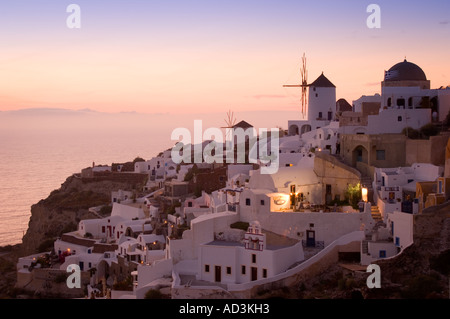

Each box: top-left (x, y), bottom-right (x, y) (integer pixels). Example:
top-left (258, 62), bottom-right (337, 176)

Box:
top-left (221, 109), bottom-right (237, 142)
top-left (283, 53), bottom-right (308, 119)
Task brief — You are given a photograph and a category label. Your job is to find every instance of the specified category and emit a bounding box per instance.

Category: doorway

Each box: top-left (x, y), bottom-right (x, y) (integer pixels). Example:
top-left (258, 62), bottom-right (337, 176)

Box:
top-left (325, 184), bottom-right (332, 205)
top-left (306, 230), bottom-right (316, 247)
top-left (215, 266), bottom-right (221, 282)
top-left (251, 267), bottom-right (258, 281)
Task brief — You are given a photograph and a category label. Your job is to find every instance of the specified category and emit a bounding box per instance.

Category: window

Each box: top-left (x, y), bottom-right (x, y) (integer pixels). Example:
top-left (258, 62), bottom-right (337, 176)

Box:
top-left (397, 116), bottom-right (402, 122)
top-left (226, 267), bottom-right (232, 275)
top-left (262, 269), bottom-right (267, 278)
top-left (204, 264), bottom-right (210, 273)
top-left (260, 199), bottom-right (265, 206)
top-left (245, 198), bottom-right (251, 206)
top-left (251, 254), bottom-right (256, 264)
top-left (241, 265), bottom-right (246, 275)
top-left (376, 150), bottom-right (385, 160)
top-left (397, 98), bottom-right (405, 108)
top-left (379, 250), bottom-right (386, 258)
top-left (328, 112), bottom-right (332, 120)
top-left (315, 93), bottom-right (318, 98)
top-left (188, 202), bottom-right (193, 207)
top-left (395, 237), bottom-right (400, 247)
top-left (408, 97), bottom-right (413, 107)
top-left (318, 112), bottom-right (322, 119)
top-left (387, 98), bottom-right (392, 107)
top-left (102, 226), bottom-right (106, 233)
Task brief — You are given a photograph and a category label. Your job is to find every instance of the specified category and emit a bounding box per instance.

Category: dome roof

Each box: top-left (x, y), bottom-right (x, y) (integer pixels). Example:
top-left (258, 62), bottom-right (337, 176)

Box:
top-left (384, 59), bottom-right (427, 82)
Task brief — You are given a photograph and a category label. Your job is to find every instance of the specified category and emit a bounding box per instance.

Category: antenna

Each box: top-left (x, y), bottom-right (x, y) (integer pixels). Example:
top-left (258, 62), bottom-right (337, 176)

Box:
top-left (283, 53), bottom-right (308, 119)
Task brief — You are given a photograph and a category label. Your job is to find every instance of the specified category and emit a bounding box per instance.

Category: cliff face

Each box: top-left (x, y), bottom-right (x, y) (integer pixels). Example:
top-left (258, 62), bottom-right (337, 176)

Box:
top-left (20, 175), bottom-right (142, 256)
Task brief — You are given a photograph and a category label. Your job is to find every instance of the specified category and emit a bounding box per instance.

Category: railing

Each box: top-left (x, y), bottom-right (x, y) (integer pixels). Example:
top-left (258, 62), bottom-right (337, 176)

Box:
top-left (383, 186), bottom-right (400, 192)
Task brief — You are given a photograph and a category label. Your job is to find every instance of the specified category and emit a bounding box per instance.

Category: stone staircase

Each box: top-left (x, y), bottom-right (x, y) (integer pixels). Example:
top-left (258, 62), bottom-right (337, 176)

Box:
top-left (361, 240), bottom-right (369, 255)
top-left (371, 205), bottom-right (383, 222)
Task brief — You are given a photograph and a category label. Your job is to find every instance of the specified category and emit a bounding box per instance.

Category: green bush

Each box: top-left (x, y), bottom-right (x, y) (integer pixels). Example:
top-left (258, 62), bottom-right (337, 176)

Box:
top-left (345, 183), bottom-right (362, 209)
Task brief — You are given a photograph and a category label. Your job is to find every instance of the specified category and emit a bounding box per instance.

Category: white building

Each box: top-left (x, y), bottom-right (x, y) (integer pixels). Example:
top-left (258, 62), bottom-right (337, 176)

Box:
top-left (361, 210), bottom-right (414, 265)
top-left (373, 163), bottom-right (443, 218)
top-left (197, 221), bottom-right (304, 284)
top-left (288, 73), bottom-right (336, 136)
top-left (349, 59), bottom-right (450, 135)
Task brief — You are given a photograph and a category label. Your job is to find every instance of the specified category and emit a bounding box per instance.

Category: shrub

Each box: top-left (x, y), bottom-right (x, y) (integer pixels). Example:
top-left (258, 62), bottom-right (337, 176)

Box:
top-left (38, 239), bottom-right (56, 253)
top-left (420, 123), bottom-right (439, 138)
top-left (401, 127), bottom-right (420, 139)
top-left (99, 205), bottom-right (112, 216)
top-left (54, 272), bottom-right (68, 284)
top-left (113, 276), bottom-right (133, 291)
top-left (345, 183), bottom-right (362, 209)
top-left (144, 289), bottom-right (164, 299)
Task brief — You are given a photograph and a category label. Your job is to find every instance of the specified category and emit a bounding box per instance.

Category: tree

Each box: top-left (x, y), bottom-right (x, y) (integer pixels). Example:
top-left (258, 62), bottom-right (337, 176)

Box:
top-left (345, 183), bottom-right (362, 209)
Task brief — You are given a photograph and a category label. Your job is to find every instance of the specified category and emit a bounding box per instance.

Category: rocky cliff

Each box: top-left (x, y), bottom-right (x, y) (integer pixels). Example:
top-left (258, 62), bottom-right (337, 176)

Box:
top-left (20, 174), bottom-right (145, 256)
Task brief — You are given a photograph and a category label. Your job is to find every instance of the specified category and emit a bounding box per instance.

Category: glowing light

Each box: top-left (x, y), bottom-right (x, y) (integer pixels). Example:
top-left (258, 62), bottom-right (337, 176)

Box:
top-left (362, 187), bottom-right (368, 202)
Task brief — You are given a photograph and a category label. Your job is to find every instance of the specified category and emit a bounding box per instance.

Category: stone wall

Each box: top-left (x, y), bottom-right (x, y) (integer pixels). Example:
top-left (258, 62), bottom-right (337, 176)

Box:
top-left (406, 134), bottom-right (449, 166)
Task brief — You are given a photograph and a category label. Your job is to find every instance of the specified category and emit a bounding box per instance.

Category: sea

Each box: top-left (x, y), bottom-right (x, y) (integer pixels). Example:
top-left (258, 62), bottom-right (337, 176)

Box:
top-left (0, 109), bottom-right (297, 246)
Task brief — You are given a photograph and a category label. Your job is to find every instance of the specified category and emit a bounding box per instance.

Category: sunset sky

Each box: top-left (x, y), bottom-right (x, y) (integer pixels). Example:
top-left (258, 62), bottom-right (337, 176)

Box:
top-left (0, 0), bottom-right (449, 115)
